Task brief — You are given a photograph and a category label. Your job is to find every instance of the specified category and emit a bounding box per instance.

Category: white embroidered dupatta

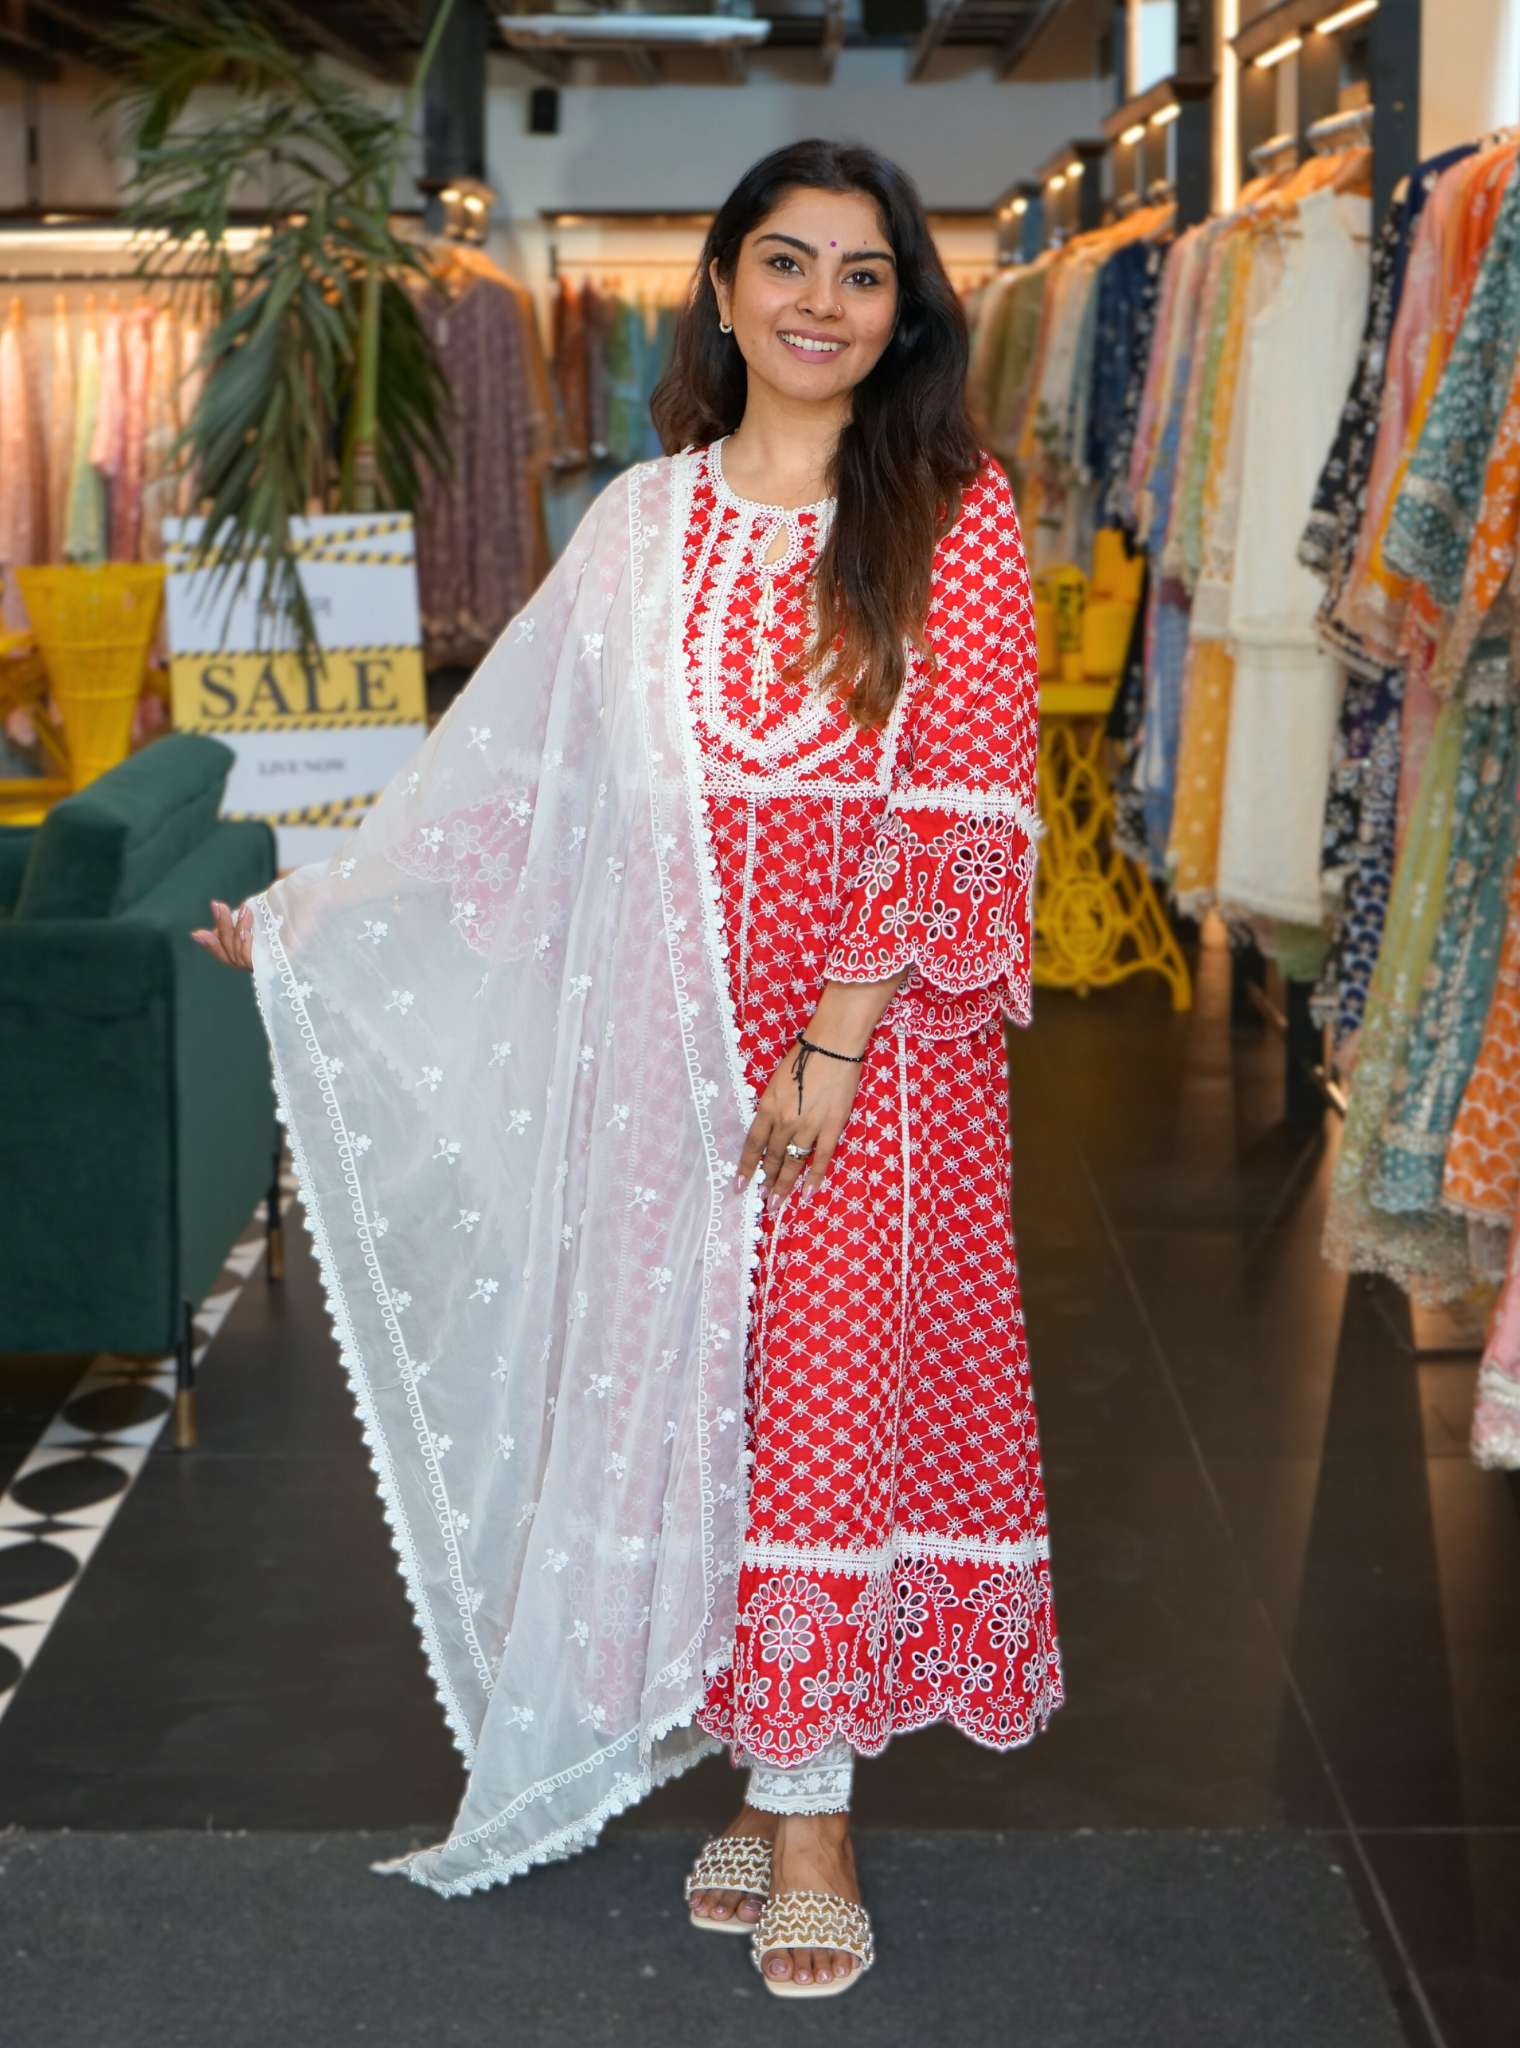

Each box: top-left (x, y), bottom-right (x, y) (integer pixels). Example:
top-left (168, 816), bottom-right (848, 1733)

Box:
top-left (252, 454), bottom-right (759, 1893)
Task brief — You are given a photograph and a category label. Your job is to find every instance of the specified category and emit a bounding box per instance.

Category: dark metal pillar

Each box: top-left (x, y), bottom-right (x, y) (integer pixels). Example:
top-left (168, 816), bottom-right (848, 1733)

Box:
top-left (1174, 90), bottom-right (1213, 225)
top-left (422, 0), bottom-right (490, 233)
top-left (1298, 17), bottom-right (1342, 138)
top-left (1075, 138), bottom-right (1107, 231)
top-left (1020, 186), bottom-right (1043, 262)
top-left (1173, 2), bottom-right (1215, 228)
top-left (1371, 0), bottom-right (1421, 226)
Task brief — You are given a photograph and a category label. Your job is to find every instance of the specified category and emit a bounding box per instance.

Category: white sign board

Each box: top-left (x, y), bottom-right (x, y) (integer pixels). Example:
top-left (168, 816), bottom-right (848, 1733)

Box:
top-left (164, 512), bottom-right (428, 868)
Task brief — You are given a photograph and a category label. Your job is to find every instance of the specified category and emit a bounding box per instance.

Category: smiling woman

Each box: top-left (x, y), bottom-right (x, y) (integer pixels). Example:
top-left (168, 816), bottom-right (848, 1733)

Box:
top-left (194, 135), bottom-right (1057, 2012)
top-left (651, 141), bottom-right (983, 731)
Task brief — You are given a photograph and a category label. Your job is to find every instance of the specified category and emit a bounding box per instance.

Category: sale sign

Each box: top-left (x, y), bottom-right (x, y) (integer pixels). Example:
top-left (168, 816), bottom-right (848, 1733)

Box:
top-left (164, 511), bottom-right (428, 868)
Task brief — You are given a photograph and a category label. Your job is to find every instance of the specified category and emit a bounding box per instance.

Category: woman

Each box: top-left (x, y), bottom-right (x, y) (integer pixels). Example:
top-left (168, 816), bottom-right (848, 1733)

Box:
top-left (195, 140), bottom-right (1061, 1999)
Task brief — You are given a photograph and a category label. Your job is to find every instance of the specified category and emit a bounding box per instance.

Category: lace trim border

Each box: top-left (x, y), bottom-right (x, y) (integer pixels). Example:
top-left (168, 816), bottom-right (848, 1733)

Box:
top-left (888, 785), bottom-right (1043, 841)
top-left (741, 1531), bottom-right (1051, 1574)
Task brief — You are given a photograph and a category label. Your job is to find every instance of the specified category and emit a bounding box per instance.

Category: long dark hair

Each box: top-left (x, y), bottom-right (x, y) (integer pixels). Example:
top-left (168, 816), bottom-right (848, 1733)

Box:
top-left (650, 140), bottom-right (981, 730)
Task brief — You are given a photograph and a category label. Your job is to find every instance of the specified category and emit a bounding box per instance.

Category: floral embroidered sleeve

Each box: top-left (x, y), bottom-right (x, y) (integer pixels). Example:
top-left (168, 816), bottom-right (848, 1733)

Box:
top-left (825, 464), bottom-right (1041, 1031)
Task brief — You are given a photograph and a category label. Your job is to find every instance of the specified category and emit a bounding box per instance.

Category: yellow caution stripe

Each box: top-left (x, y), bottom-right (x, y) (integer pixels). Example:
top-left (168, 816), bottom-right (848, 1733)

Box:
top-left (227, 792), bottom-right (378, 827)
top-left (164, 514), bottom-right (414, 569)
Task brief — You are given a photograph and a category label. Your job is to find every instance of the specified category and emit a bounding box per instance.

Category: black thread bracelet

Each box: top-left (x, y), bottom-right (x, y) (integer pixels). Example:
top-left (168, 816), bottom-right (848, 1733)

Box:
top-left (792, 1034), bottom-right (868, 1116)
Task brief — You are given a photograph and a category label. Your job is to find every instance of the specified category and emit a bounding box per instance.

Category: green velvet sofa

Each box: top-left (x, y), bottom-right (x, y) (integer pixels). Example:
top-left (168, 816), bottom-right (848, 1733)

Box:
top-left (0, 733), bottom-right (280, 1446)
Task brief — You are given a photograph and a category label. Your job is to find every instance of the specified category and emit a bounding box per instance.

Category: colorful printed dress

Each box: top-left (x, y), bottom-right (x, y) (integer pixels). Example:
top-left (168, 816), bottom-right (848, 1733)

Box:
top-left (681, 443), bottom-right (1063, 1767)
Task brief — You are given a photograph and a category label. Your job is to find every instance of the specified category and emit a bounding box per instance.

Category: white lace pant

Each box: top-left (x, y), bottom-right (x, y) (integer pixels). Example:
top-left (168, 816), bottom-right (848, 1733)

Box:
top-left (738, 1735), bottom-right (854, 1815)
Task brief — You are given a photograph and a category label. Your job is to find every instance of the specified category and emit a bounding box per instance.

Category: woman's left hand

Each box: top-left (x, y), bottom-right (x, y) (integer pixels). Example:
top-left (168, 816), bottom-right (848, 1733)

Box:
top-left (736, 972), bottom-right (907, 1207)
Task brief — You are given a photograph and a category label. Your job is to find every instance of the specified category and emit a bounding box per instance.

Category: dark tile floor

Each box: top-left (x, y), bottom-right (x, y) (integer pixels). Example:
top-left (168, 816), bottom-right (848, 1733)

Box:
top-left (1, 935), bottom-right (1516, 2046)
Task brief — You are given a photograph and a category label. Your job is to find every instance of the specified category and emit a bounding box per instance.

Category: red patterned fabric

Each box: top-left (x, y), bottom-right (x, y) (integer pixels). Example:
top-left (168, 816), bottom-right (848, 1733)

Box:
top-left (686, 442), bottom-right (1062, 1764)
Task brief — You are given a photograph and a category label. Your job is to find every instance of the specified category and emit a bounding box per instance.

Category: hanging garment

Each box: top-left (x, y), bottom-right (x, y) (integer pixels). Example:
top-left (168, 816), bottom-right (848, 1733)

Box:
top-left (249, 445), bottom-right (1058, 1894)
top-left (603, 296), bottom-right (646, 470)
top-left (111, 301), bottom-right (153, 563)
top-left (966, 266), bottom-right (1018, 446)
top-left (1310, 666), bottom-right (1404, 1054)
top-left (90, 297), bottom-right (126, 554)
top-left (1443, 842), bottom-right (1520, 1222)
top-left (1304, 144), bottom-right (1472, 677)
top-left (581, 280), bottom-right (610, 462)
top-left (176, 318), bottom-right (206, 516)
top-left (139, 305), bottom-right (181, 561)
top-left (1471, 1209), bottom-right (1520, 1468)
top-left (1300, 196), bottom-right (1402, 646)
top-left (1343, 143), bottom-right (1517, 666)
top-left (1367, 695), bottom-right (1520, 1214)
top-left (0, 309), bottom-right (43, 589)
top-left (552, 275), bottom-right (588, 462)
top-left (1086, 239), bottom-right (1164, 522)
top-left (1130, 226), bottom-right (1208, 547)
top-left (1166, 231), bottom-right (1263, 910)
top-left (1167, 642), bottom-right (1235, 913)
top-left (1163, 222), bottom-right (1270, 905)
top-left (1323, 695), bottom-right (1470, 1300)
top-left (641, 303), bottom-right (676, 462)
top-left (1215, 189), bottom-right (1371, 926)
top-left (412, 270), bottom-right (538, 670)
top-left (1384, 158), bottom-right (1520, 658)
top-left (1162, 223), bottom-right (1240, 591)
top-left (64, 304), bottom-right (106, 563)
top-left (46, 297), bottom-right (75, 564)
top-left (1137, 581), bottom-right (1189, 866)
top-left (1329, 155), bottom-right (1472, 664)
top-left (985, 263), bottom-right (1051, 469)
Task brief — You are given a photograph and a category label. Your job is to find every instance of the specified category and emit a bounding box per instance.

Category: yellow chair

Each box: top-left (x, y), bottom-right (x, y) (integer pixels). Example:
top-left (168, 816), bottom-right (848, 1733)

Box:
top-left (1031, 533), bottom-right (1190, 1010)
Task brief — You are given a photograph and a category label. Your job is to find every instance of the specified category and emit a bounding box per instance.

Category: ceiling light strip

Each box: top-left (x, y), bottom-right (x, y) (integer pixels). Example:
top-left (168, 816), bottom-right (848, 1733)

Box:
top-left (1254, 32), bottom-right (1302, 67)
top-left (1316, 0), bottom-right (1377, 31)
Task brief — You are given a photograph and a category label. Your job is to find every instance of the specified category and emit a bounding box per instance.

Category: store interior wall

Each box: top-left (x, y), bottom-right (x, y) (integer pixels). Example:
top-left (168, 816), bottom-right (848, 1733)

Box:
top-left (1419, 0), bottom-right (1520, 155)
top-left (0, 41), bottom-right (1110, 236)
top-left (482, 52), bottom-right (1108, 221)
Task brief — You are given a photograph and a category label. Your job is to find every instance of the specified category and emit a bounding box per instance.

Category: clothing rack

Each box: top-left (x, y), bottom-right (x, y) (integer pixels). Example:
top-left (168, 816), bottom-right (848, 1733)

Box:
top-left (1307, 105), bottom-right (1375, 155)
top-left (1249, 132), bottom-right (1302, 174)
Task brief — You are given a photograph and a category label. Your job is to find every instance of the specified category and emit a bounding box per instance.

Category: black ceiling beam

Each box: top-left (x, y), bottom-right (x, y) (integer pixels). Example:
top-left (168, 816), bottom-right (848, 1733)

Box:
top-left (22, 0), bottom-right (134, 58)
top-left (258, 0), bottom-right (407, 80)
top-left (356, 0), bottom-right (423, 35)
top-left (997, 0), bottom-right (1065, 78)
top-left (0, 22), bottom-right (62, 78)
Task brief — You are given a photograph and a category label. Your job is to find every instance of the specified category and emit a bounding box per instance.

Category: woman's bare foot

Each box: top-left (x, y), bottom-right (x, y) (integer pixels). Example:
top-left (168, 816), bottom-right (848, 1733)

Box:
top-left (761, 1812), bottom-right (860, 1987)
top-left (688, 1804), bottom-right (779, 1928)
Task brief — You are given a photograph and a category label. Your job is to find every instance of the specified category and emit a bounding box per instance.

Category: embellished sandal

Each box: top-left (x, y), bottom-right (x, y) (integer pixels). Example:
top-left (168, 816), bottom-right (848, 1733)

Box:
top-left (684, 1834), bottom-right (774, 1935)
top-left (751, 1889), bottom-right (874, 1997)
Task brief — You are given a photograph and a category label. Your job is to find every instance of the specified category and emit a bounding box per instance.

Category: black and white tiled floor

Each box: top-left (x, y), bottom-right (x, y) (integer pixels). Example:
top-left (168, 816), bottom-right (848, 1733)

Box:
top-left (0, 1195), bottom-right (287, 1726)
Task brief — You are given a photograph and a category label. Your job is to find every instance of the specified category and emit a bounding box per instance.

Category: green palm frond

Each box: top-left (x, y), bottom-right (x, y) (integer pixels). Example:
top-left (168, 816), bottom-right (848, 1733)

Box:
top-left (109, 0), bottom-right (456, 665)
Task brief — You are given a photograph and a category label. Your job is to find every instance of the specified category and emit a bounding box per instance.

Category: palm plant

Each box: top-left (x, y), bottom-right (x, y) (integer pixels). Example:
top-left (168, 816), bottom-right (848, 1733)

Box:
top-left (111, 0), bottom-right (457, 661)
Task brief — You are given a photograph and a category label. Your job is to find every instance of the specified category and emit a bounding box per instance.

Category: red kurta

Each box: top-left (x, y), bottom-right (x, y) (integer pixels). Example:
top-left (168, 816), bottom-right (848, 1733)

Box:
top-left (687, 442), bottom-right (1063, 1765)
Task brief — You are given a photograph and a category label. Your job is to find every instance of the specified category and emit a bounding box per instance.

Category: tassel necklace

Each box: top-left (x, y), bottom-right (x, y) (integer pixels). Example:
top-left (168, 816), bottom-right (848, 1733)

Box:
top-left (752, 568), bottom-right (780, 724)
top-left (751, 513), bottom-right (800, 724)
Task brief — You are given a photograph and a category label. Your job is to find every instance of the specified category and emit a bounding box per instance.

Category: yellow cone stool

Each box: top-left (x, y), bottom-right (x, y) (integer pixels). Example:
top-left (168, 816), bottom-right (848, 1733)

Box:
top-left (16, 564), bottom-right (166, 790)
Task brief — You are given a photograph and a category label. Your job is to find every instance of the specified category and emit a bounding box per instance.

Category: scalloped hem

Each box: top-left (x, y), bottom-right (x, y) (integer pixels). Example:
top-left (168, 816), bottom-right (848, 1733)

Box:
top-left (697, 1678), bottom-right (1064, 1769)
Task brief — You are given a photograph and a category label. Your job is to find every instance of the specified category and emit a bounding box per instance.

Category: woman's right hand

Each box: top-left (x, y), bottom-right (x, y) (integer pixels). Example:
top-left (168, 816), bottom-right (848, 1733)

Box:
top-left (191, 899), bottom-right (255, 971)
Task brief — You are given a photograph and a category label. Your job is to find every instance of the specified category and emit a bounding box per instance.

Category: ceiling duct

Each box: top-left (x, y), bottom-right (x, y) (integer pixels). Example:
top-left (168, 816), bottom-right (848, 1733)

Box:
top-left (497, 12), bottom-right (772, 46)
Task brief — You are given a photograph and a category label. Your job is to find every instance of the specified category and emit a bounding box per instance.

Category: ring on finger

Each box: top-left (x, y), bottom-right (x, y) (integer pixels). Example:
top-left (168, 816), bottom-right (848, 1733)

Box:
top-left (784, 1143), bottom-right (812, 1160)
